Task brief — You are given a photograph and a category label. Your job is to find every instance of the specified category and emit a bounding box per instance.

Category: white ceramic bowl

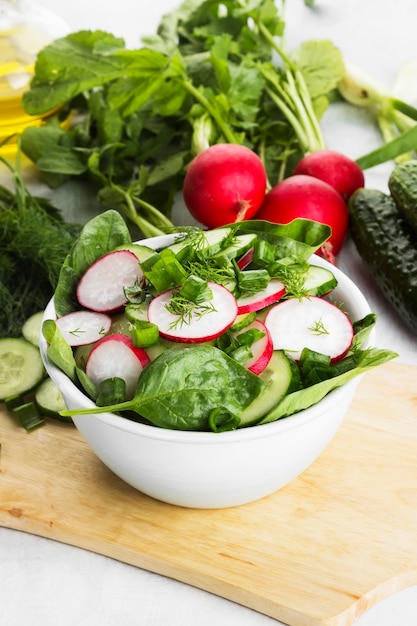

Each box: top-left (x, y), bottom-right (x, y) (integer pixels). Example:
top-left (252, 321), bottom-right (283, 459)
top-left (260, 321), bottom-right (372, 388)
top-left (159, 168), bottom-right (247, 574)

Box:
top-left (39, 235), bottom-right (374, 509)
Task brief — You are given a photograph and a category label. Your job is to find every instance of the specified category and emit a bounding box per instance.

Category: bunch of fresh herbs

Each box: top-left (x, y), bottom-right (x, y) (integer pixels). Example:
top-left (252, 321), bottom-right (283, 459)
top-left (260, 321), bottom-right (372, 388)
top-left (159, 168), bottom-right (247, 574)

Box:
top-left (0, 151), bottom-right (82, 338)
top-left (20, 0), bottom-right (344, 236)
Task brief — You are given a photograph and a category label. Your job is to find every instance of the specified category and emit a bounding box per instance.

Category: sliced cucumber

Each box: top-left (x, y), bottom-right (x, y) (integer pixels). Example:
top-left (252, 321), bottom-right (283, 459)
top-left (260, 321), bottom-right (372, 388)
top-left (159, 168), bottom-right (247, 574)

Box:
top-left (22, 311), bottom-right (44, 346)
top-left (125, 302), bottom-right (150, 324)
top-left (35, 377), bottom-right (72, 422)
top-left (115, 243), bottom-right (155, 263)
top-left (302, 265), bottom-right (337, 296)
top-left (167, 227), bottom-right (233, 258)
top-left (238, 351), bottom-right (300, 426)
top-left (212, 233), bottom-right (257, 261)
top-left (0, 338), bottom-right (45, 401)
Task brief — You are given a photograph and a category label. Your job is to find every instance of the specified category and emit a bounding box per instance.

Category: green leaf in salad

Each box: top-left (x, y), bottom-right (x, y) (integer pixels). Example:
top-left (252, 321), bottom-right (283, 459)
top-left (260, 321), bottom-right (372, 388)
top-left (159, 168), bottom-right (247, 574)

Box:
top-left (62, 345), bottom-right (265, 431)
top-left (54, 209), bottom-right (131, 317)
top-left (259, 347), bottom-right (398, 424)
top-left (42, 319), bottom-right (77, 383)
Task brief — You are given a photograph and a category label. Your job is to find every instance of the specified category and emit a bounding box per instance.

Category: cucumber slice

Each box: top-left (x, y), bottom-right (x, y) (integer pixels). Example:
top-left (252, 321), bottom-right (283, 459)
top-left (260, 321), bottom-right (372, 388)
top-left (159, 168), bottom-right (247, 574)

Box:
top-left (238, 351), bottom-right (300, 426)
top-left (303, 265), bottom-right (337, 296)
top-left (0, 338), bottom-right (45, 401)
top-left (22, 311), bottom-right (44, 346)
top-left (125, 302), bottom-right (149, 323)
top-left (35, 377), bottom-right (72, 422)
top-left (212, 233), bottom-right (257, 261)
top-left (115, 243), bottom-right (155, 263)
top-left (167, 227), bottom-right (233, 258)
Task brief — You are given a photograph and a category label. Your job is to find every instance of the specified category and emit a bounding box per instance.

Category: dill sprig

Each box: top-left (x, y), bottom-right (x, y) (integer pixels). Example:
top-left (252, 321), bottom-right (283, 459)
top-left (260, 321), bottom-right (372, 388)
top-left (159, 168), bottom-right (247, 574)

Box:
top-left (185, 258), bottom-right (236, 286)
top-left (0, 150), bottom-right (82, 338)
top-left (269, 261), bottom-right (309, 299)
top-left (165, 291), bottom-right (216, 330)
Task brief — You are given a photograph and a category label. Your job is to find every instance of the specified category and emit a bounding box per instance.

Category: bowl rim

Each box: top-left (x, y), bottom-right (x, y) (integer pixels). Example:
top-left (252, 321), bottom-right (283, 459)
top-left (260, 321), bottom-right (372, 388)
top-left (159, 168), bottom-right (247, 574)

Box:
top-left (39, 233), bottom-right (374, 444)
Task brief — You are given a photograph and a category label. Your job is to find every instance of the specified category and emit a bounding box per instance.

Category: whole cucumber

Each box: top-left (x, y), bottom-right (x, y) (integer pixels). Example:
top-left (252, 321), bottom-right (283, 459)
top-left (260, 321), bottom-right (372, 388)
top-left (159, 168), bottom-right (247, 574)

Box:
top-left (388, 161), bottom-right (417, 232)
top-left (348, 188), bottom-right (417, 333)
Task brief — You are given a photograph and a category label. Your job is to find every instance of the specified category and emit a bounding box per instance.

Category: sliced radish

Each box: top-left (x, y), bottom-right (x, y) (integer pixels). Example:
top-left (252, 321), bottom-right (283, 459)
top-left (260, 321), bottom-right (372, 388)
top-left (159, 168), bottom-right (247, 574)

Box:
top-left (86, 334), bottom-right (151, 400)
top-left (148, 282), bottom-right (238, 343)
top-left (237, 279), bottom-right (286, 314)
top-left (236, 246), bottom-right (254, 270)
top-left (77, 249), bottom-right (144, 313)
top-left (231, 319), bottom-right (273, 375)
top-left (264, 296), bottom-right (354, 362)
top-left (55, 311), bottom-right (112, 347)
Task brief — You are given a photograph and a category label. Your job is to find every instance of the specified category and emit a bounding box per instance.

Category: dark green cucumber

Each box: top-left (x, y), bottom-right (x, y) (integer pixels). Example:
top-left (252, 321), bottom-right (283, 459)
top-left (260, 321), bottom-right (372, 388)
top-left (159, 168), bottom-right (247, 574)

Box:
top-left (348, 188), bottom-right (417, 332)
top-left (388, 161), bottom-right (417, 232)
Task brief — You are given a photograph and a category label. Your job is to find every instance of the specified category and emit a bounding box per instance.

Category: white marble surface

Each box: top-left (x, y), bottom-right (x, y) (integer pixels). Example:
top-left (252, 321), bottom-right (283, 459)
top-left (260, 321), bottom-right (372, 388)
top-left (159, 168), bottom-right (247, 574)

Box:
top-left (1, 1), bottom-right (417, 624)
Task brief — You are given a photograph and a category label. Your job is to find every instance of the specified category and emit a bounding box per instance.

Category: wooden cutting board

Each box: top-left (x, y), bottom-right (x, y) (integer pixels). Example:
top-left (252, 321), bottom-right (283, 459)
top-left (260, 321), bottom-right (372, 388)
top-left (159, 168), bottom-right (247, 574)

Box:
top-left (1, 361), bottom-right (417, 626)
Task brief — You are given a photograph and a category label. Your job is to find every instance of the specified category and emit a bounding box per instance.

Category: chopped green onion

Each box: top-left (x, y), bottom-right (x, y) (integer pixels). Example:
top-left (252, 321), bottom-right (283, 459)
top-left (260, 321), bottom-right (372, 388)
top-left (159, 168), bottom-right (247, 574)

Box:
top-left (254, 239), bottom-right (276, 266)
top-left (13, 402), bottom-right (45, 431)
top-left (140, 249), bottom-right (188, 292)
top-left (230, 312), bottom-right (257, 332)
top-left (179, 274), bottom-right (213, 304)
top-left (208, 407), bottom-right (240, 432)
top-left (132, 320), bottom-right (160, 347)
top-left (236, 328), bottom-right (265, 347)
top-left (229, 344), bottom-right (253, 364)
top-left (5, 393), bottom-right (26, 411)
top-left (237, 268), bottom-right (270, 294)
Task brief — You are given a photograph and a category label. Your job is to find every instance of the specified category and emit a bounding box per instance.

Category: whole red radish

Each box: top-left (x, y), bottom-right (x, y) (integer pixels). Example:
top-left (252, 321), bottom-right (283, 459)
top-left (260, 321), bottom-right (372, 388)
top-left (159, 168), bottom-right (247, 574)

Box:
top-left (255, 175), bottom-right (349, 258)
top-left (183, 143), bottom-right (267, 228)
top-left (294, 150), bottom-right (365, 201)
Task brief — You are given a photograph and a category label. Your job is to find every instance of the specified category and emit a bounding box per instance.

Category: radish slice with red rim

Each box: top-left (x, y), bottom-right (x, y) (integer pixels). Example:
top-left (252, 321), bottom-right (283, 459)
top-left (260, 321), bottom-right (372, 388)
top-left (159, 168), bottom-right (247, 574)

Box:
top-left (55, 310), bottom-right (112, 346)
top-left (232, 319), bottom-right (273, 375)
top-left (236, 246), bottom-right (254, 270)
top-left (264, 296), bottom-right (353, 362)
top-left (148, 282), bottom-right (238, 343)
top-left (237, 278), bottom-right (286, 314)
top-left (86, 334), bottom-right (151, 400)
top-left (77, 249), bottom-right (144, 313)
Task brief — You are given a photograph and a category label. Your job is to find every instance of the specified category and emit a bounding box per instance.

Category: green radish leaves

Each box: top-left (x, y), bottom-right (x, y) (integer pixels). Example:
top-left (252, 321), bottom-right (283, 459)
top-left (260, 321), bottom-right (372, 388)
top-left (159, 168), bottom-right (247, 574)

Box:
top-left (20, 0), bottom-right (346, 236)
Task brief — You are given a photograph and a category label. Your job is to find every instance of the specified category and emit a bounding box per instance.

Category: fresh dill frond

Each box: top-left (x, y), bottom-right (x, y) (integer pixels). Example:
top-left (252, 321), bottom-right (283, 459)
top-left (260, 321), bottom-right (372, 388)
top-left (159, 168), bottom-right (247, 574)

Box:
top-left (165, 290), bottom-right (216, 329)
top-left (0, 153), bottom-right (82, 338)
top-left (184, 258), bottom-right (236, 287)
top-left (269, 261), bottom-right (308, 299)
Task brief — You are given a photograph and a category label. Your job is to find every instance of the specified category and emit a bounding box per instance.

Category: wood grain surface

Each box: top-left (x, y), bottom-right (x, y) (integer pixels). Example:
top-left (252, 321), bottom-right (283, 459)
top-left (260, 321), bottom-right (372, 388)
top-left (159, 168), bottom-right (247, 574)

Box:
top-left (1, 361), bottom-right (416, 626)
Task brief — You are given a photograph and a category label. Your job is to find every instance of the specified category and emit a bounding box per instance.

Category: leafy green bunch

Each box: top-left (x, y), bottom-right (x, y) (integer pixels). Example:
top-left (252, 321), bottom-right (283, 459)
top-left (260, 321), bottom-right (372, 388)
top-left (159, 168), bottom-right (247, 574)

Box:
top-left (21, 0), bottom-right (344, 237)
top-left (0, 151), bottom-right (82, 338)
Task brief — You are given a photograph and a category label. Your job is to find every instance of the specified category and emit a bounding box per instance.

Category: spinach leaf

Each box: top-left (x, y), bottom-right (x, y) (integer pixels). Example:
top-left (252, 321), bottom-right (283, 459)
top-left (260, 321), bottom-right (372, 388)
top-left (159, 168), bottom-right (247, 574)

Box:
top-left (64, 345), bottom-right (265, 431)
top-left (54, 209), bottom-right (131, 316)
top-left (259, 347), bottom-right (398, 424)
top-left (231, 218), bottom-right (332, 258)
top-left (42, 319), bottom-right (77, 382)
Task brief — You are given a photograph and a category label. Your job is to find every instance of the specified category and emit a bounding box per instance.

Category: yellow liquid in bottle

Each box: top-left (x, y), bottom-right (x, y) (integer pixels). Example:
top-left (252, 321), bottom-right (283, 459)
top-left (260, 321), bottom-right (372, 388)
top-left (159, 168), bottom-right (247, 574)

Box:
top-left (0, 1), bottom-right (69, 161)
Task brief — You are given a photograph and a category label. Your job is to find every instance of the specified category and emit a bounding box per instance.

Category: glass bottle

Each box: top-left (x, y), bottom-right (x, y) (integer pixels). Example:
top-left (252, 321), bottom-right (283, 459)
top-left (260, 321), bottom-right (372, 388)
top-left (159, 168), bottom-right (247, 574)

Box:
top-left (0, 0), bottom-right (69, 162)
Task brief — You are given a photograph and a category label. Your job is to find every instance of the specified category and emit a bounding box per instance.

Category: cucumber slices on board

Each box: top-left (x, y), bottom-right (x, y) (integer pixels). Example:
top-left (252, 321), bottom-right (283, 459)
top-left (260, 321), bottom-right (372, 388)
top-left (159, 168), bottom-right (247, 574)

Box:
top-left (0, 338), bottom-right (45, 400)
top-left (1, 314), bottom-right (71, 429)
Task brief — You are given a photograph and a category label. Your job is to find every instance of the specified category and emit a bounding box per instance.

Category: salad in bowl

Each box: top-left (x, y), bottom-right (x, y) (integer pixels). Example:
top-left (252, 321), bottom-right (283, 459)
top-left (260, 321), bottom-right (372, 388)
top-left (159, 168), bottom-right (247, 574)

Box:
top-left (39, 210), bottom-right (396, 507)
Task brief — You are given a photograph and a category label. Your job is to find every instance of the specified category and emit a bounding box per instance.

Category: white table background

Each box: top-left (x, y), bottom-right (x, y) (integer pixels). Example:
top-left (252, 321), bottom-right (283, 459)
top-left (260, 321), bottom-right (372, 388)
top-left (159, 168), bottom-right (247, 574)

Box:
top-left (1, 1), bottom-right (417, 624)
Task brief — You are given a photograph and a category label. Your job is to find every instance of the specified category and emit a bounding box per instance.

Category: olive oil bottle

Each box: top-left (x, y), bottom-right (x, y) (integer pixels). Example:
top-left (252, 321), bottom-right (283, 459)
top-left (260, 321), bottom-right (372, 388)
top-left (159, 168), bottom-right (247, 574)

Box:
top-left (0, 0), bottom-right (68, 163)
